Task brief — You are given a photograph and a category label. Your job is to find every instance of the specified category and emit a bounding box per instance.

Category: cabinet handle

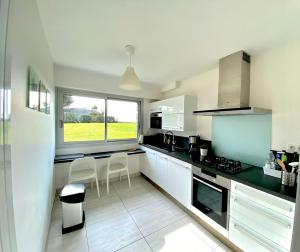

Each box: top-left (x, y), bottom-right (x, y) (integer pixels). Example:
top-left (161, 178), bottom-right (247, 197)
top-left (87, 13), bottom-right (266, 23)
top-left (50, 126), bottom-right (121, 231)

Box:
top-left (233, 196), bottom-right (292, 229)
top-left (233, 184), bottom-right (294, 214)
top-left (233, 222), bottom-right (286, 252)
top-left (193, 177), bottom-right (222, 192)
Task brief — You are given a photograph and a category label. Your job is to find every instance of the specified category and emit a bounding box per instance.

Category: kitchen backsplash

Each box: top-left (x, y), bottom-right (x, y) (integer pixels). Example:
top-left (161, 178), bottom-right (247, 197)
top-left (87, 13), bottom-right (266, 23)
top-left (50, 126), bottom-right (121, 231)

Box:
top-left (212, 115), bottom-right (272, 167)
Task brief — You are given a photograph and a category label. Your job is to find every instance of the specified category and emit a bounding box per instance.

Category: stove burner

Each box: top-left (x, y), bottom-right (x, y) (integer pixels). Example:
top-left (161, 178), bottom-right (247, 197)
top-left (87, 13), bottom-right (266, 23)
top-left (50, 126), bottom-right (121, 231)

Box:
top-left (198, 155), bottom-right (252, 174)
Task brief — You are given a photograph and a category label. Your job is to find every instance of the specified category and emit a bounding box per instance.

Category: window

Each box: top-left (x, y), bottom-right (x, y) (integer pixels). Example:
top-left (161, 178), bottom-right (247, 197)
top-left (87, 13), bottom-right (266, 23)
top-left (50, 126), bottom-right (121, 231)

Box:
top-left (63, 95), bottom-right (106, 142)
top-left (107, 99), bottom-right (138, 140)
top-left (57, 88), bottom-right (141, 145)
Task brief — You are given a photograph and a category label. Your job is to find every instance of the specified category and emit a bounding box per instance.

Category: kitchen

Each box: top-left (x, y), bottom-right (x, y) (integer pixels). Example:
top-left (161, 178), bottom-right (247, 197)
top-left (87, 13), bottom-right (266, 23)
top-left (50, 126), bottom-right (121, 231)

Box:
top-left (1, 1), bottom-right (300, 252)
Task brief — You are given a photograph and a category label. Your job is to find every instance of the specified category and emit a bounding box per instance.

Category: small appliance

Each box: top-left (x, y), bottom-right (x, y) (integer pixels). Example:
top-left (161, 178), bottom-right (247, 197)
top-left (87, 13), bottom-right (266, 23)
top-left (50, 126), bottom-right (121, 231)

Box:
top-left (189, 136), bottom-right (200, 159)
top-left (150, 112), bottom-right (162, 129)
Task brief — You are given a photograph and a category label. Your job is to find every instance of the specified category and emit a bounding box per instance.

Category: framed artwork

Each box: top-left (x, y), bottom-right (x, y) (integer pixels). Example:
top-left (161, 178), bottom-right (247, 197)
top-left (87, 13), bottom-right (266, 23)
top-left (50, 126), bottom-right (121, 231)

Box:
top-left (39, 82), bottom-right (47, 113)
top-left (27, 67), bottom-right (39, 110)
top-left (46, 89), bottom-right (51, 114)
top-left (27, 67), bottom-right (51, 115)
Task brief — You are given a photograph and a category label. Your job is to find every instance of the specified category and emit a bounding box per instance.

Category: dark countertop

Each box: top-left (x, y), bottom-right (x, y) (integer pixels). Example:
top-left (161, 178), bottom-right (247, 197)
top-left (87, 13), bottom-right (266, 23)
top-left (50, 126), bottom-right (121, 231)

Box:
top-left (141, 144), bottom-right (297, 203)
top-left (54, 149), bottom-right (145, 164)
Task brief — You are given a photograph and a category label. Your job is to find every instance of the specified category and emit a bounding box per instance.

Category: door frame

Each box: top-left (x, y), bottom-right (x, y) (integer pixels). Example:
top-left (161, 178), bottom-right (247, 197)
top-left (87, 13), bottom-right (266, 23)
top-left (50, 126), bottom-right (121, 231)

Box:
top-left (0, 0), bottom-right (17, 251)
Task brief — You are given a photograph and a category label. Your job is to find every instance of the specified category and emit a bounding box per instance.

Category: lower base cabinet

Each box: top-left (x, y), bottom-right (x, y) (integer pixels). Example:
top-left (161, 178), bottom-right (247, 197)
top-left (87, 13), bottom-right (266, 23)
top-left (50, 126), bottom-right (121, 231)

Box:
top-left (141, 146), bottom-right (192, 209)
top-left (229, 181), bottom-right (295, 252)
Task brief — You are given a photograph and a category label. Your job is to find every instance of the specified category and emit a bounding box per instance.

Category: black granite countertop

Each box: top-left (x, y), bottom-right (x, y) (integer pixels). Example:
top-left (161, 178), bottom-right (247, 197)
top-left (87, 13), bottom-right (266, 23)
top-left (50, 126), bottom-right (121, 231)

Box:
top-left (54, 149), bottom-right (145, 164)
top-left (141, 144), bottom-right (297, 203)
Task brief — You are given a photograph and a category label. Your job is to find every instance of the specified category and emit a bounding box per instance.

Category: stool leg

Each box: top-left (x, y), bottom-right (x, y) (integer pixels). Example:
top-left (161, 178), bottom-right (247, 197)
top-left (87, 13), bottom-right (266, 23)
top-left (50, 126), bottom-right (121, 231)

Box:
top-left (107, 173), bottom-right (109, 194)
top-left (127, 169), bottom-right (131, 188)
top-left (95, 178), bottom-right (100, 198)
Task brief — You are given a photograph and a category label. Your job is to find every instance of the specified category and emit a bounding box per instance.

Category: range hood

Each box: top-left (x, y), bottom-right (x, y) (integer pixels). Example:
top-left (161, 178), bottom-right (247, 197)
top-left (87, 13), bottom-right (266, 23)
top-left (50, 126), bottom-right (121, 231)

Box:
top-left (193, 51), bottom-right (271, 116)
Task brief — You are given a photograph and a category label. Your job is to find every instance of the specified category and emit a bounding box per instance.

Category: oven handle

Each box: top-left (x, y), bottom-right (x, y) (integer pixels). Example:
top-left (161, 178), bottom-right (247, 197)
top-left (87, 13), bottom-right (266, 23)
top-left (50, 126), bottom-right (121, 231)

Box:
top-left (193, 176), bottom-right (222, 193)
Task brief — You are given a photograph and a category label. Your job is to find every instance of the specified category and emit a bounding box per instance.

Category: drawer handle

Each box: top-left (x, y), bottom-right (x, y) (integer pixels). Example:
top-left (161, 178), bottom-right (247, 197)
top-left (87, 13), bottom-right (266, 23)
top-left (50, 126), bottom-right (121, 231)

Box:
top-left (233, 197), bottom-right (292, 229)
top-left (233, 185), bottom-right (294, 214)
top-left (233, 223), bottom-right (286, 252)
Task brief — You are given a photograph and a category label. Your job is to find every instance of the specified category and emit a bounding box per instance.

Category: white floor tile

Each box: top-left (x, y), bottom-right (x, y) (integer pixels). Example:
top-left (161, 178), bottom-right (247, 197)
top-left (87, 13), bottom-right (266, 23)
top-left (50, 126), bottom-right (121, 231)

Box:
top-left (129, 196), bottom-right (187, 236)
top-left (145, 220), bottom-right (213, 252)
top-left (46, 229), bottom-right (88, 252)
top-left (181, 215), bottom-right (221, 250)
top-left (48, 218), bottom-right (64, 239)
top-left (86, 214), bottom-right (143, 252)
top-left (116, 238), bottom-right (152, 252)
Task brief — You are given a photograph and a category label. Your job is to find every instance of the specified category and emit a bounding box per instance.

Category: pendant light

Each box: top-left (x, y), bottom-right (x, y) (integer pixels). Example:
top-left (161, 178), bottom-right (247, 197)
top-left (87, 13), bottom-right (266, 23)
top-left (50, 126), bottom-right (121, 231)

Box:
top-left (120, 45), bottom-right (141, 90)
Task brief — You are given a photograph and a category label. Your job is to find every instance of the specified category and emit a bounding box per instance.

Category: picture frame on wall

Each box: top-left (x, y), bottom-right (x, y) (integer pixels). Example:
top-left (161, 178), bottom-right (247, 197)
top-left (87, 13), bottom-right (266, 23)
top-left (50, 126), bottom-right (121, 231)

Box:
top-left (39, 82), bottom-right (47, 113)
top-left (27, 67), bottom-right (39, 110)
top-left (46, 89), bottom-right (51, 114)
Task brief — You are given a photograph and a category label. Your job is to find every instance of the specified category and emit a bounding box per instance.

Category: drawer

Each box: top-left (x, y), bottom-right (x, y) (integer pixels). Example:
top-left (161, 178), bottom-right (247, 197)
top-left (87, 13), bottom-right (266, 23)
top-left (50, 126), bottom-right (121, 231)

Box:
top-left (230, 193), bottom-right (293, 250)
top-left (229, 217), bottom-right (288, 252)
top-left (231, 180), bottom-right (295, 218)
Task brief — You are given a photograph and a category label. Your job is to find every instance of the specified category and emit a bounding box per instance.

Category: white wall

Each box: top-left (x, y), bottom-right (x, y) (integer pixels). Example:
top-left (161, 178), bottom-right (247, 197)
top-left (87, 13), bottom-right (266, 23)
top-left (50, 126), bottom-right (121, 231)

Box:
top-left (250, 39), bottom-right (300, 150)
top-left (7, 0), bottom-right (55, 251)
top-left (54, 64), bottom-right (161, 155)
top-left (162, 68), bottom-right (219, 139)
top-left (163, 38), bottom-right (300, 150)
top-left (54, 64), bottom-right (161, 100)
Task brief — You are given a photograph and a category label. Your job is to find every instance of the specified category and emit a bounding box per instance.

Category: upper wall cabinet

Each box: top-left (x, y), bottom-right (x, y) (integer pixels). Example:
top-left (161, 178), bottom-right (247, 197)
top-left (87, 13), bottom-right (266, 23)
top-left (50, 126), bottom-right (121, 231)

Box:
top-left (151, 95), bottom-right (197, 132)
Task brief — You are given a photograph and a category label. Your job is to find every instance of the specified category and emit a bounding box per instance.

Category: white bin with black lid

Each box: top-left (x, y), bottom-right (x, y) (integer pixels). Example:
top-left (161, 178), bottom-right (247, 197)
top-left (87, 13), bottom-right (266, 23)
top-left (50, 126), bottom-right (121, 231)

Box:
top-left (59, 183), bottom-right (86, 234)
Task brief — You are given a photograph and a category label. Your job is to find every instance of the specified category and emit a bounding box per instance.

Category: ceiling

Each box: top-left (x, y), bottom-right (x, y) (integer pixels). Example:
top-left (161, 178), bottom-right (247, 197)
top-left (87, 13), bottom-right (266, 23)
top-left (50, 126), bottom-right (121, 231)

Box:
top-left (37, 0), bottom-right (300, 86)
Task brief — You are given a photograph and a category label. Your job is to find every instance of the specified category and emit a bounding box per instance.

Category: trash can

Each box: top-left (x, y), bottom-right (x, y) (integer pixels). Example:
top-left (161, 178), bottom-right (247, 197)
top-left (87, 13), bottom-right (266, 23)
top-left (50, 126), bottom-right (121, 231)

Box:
top-left (59, 183), bottom-right (86, 234)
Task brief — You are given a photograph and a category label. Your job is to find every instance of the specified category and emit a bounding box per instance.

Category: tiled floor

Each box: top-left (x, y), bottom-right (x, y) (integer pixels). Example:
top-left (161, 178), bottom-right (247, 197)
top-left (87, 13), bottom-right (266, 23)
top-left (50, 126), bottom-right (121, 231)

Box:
top-left (47, 176), bottom-right (234, 252)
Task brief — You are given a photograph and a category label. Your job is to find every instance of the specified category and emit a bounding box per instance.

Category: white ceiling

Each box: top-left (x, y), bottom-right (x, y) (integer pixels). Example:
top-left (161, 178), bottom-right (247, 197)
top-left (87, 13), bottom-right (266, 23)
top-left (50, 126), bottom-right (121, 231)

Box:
top-left (37, 0), bottom-right (300, 86)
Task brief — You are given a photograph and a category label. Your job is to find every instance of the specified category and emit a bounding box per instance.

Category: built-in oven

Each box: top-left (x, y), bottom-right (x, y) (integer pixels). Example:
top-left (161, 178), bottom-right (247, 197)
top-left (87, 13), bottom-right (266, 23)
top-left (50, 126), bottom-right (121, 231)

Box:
top-left (192, 167), bottom-right (230, 230)
top-left (150, 112), bottom-right (162, 129)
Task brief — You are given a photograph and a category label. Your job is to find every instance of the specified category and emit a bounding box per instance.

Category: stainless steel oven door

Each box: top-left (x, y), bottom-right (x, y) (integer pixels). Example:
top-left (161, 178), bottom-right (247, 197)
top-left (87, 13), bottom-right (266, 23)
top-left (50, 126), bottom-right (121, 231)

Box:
top-left (192, 174), bottom-right (229, 229)
top-left (150, 112), bottom-right (162, 129)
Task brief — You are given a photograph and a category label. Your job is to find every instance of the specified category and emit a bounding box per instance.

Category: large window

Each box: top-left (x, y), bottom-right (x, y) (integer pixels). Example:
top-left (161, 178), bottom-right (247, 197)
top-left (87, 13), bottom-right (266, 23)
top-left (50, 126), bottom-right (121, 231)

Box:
top-left (57, 88), bottom-right (141, 145)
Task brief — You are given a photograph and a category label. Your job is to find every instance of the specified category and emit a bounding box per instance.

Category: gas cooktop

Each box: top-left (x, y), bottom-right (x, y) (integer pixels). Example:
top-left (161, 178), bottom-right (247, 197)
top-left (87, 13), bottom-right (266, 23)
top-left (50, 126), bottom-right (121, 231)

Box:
top-left (198, 156), bottom-right (253, 174)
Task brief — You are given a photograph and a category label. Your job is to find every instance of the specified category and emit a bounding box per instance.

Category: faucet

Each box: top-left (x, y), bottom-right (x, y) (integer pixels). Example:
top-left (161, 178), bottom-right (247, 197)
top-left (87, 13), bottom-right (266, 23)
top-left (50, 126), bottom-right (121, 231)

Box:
top-left (163, 131), bottom-right (175, 145)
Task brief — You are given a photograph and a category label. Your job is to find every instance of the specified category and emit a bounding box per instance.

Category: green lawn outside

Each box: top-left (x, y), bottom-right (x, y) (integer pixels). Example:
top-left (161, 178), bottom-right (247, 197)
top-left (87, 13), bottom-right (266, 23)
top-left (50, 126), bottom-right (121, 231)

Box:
top-left (64, 122), bottom-right (137, 142)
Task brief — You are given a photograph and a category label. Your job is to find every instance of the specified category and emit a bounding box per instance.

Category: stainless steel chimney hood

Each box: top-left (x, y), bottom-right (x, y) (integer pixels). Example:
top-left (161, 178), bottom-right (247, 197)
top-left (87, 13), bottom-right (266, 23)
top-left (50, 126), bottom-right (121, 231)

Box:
top-left (193, 51), bottom-right (271, 116)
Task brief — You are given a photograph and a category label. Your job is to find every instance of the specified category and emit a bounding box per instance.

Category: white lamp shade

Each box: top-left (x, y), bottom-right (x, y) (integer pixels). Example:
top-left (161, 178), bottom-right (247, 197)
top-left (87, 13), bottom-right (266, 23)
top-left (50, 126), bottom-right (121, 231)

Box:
top-left (120, 66), bottom-right (141, 90)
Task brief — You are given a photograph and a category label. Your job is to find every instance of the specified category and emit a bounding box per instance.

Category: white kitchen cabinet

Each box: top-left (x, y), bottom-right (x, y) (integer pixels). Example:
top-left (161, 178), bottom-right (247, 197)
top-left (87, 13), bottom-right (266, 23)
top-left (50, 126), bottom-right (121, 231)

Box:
top-left (141, 148), bottom-right (157, 182)
top-left (229, 180), bottom-right (295, 252)
top-left (162, 113), bottom-right (184, 131)
top-left (150, 95), bottom-right (197, 132)
top-left (168, 157), bottom-right (192, 209)
top-left (156, 153), bottom-right (169, 191)
top-left (140, 146), bottom-right (192, 209)
top-left (150, 100), bottom-right (163, 113)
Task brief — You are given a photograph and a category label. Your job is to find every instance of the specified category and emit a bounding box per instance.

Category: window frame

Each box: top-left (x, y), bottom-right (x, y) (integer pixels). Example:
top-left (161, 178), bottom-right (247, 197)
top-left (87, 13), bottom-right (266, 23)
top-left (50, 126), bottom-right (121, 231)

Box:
top-left (56, 87), bottom-right (143, 148)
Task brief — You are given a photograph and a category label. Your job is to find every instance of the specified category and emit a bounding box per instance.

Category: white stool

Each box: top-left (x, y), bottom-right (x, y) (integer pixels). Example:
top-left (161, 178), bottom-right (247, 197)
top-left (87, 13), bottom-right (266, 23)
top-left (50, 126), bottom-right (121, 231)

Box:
top-left (106, 152), bottom-right (131, 194)
top-left (68, 157), bottom-right (100, 198)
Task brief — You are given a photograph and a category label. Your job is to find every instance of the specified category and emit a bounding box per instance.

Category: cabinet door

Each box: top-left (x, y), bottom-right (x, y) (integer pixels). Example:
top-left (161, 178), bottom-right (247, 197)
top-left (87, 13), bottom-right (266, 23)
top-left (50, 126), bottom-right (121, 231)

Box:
top-left (162, 113), bottom-right (184, 131)
top-left (168, 158), bottom-right (192, 208)
top-left (161, 96), bottom-right (184, 113)
top-left (143, 149), bottom-right (156, 181)
top-left (156, 153), bottom-right (169, 189)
